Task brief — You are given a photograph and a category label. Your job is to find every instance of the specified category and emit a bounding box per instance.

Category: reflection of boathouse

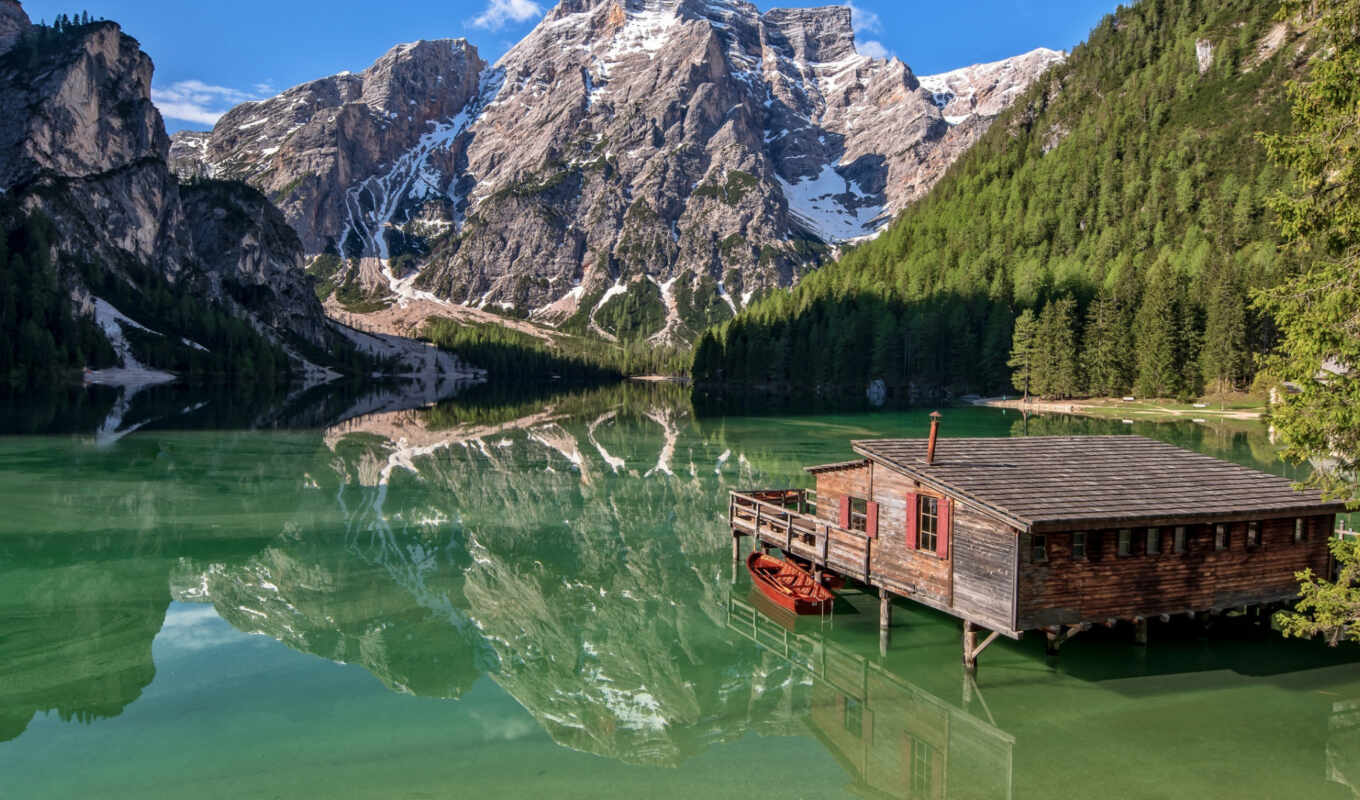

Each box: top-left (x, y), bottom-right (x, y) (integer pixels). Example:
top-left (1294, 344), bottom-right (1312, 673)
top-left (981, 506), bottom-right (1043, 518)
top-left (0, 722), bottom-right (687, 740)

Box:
top-left (730, 417), bottom-right (1346, 668)
top-left (728, 595), bottom-right (1014, 799)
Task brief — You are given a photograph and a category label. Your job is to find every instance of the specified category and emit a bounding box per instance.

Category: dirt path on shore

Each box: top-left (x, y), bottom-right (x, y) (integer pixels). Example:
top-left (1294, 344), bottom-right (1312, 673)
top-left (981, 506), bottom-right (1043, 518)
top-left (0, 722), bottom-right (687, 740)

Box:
top-left (970, 397), bottom-right (1264, 421)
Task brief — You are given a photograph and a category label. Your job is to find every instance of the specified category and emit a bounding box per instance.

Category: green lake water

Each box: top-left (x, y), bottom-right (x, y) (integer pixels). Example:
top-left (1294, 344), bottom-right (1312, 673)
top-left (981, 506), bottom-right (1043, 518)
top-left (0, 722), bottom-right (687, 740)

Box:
top-left (1, 382), bottom-right (1357, 799)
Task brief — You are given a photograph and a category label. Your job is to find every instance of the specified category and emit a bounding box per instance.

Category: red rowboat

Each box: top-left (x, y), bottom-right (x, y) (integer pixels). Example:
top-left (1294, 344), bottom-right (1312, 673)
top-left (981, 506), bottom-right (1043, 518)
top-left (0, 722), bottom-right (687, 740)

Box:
top-left (746, 552), bottom-right (834, 615)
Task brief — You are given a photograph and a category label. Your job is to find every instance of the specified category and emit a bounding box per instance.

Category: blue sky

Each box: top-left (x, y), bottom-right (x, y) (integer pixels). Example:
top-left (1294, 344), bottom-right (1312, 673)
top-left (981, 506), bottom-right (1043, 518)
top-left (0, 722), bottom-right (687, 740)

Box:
top-left (24, 0), bottom-right (1116, 131)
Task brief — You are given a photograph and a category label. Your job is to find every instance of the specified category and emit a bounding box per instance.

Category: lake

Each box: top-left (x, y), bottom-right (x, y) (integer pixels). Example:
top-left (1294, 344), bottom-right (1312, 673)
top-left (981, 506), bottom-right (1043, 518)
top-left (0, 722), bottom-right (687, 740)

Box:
top-left (1, 382), bottom-right (1356, 799)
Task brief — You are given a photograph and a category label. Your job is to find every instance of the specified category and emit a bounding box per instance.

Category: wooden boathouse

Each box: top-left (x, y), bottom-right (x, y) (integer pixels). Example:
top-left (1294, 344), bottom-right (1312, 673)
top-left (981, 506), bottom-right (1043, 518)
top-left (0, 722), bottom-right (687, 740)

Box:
top-left (728, 415), bottom-right (1348, 670)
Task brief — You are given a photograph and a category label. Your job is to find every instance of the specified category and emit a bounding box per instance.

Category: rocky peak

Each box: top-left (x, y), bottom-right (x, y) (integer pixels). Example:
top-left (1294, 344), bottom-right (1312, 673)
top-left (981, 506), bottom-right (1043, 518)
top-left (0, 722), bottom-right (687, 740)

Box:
top-left (917, 47), bottom-right (1066, 123)
top-left (0, 0), bottom-right (29, 55)
top-left (194, 37), bottom-right (487, 252)
top-left (0, 14), bottom-right (366, 376)
top-left (0, 18), bottom-right (168, 191)
top-left (170, 2), bottom-right (1064, 344)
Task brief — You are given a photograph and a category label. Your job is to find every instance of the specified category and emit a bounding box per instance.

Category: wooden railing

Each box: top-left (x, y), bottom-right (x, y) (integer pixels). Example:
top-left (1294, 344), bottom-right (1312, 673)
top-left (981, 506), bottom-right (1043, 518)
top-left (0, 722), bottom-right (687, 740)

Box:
top-left (729, 490), bottom-right (874, 582)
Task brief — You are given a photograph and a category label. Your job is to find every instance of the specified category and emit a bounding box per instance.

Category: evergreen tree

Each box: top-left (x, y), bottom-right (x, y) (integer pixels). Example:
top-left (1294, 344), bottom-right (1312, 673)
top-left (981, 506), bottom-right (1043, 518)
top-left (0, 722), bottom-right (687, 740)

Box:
top-left (1257, 0), bottom-right (1360, 504)
top-left (1134, 272), bottom-right (1180, 398)
top-left (1007, 309), bottom-right (1039, 400)
top-left (1037, 295), bottom-right (1081, 398)
top-left (1201, 264), bottom-right (1249, 401)
top-left (1082, 289), bottom-right (1131, 397)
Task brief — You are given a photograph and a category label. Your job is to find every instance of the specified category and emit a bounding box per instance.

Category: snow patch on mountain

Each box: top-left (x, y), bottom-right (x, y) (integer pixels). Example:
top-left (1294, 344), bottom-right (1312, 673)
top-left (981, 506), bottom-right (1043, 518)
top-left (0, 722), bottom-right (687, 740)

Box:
top-left (777, 164), bottom-right (883, 243)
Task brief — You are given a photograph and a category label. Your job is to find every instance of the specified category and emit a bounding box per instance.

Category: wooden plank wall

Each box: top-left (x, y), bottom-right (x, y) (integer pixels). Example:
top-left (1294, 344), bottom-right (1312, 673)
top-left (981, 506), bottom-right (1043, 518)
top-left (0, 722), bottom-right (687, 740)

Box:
top-left (812, 463), bottom-right (1020, 627)
top-left (869, 466), bottom-right (953, 607)
top-left (1017, 514), bottom-right (1336, 628)
top-left (814, 466), bottom-right (870, 526)
top-left (950, 503), bottom-right (1019, 632)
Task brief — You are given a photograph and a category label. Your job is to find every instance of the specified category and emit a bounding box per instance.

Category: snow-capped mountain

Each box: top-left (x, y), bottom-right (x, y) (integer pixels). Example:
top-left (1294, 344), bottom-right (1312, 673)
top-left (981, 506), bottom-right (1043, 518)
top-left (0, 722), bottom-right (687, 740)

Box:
top-left (171, 0), bottom-right (1063, 342)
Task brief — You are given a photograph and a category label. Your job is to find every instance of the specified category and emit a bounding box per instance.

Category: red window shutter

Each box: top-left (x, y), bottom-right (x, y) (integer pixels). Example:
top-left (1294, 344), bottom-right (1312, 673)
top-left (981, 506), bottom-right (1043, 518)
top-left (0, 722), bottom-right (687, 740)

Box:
top-left (937, 498), bottom-right (952, 559)
top-left (905, 492), bottom-right (918, 549)
top-left (866, 501), bottom-right (879, 539)
top-left (839, 496), bottom-right (851, 529)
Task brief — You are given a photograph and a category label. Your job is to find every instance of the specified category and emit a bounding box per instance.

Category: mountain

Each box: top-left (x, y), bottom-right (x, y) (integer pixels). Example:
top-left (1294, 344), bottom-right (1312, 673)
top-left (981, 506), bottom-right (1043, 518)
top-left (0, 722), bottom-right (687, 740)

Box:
top-left (170, 0), bottom-right (1062, 343)
top-left (0, 5), bottom-right (356, 384)
top-left (693, 0), bottom-right (1308, 402)
top-left (0, 4), bottom-right (486, 388)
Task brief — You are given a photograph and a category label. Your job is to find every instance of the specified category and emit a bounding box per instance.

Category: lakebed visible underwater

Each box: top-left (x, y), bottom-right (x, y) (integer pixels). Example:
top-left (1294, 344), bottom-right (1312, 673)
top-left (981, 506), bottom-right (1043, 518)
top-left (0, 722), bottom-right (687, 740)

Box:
top-left (1, 381), bottom-right (1357, 799)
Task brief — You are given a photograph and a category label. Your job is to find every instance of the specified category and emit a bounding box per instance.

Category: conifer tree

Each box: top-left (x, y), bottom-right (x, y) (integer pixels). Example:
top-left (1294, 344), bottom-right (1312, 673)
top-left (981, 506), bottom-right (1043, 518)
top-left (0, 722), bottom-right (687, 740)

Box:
top-left (1201, 264), bottom-right (1248, 401)
top-left (1008, 309), bottom-right (1039, 400)
top-left (1082, 289), bottom-right (1130, 397)
top-left (1258, 0), bottom-right (1360, 504)
top-left (1134, 278), bottom-right (1179, 398)
top-left (1040, 295), bottom-right (1081, 398)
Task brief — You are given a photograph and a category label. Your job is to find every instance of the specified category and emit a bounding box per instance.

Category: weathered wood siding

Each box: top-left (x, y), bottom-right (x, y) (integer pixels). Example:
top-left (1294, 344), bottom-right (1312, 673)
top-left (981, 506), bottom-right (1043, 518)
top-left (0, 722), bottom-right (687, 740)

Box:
top-left (1017, 514), bottom-right (1336, 628)
top-left (813, 462), bottom-right (1020, 628)
top-left (866, 465), bottom-right (952, 607)
top-left (814, 466), bottom-right (870, 525)
top-left (950, 503), bottom-right (1019, 632)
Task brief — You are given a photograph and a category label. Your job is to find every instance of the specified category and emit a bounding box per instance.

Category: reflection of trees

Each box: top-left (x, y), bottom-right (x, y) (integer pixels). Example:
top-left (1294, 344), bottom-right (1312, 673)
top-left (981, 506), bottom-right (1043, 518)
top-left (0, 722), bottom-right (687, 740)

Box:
top-left (0, 430), bottom-right (323, 743)
top-left (0, 548), bottom-right (169, 742)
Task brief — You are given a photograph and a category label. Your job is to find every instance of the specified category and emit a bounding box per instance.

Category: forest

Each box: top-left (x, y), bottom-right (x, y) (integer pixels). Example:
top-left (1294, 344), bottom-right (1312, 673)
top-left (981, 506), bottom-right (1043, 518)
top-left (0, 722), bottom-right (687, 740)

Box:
top-left (693, 0), bottom-right (1303, 402)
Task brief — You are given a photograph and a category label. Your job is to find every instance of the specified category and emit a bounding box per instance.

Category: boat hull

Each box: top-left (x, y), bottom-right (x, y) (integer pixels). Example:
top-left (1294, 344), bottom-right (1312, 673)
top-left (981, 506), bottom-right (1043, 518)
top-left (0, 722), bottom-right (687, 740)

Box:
top-left (746, 552), bottom-right (833, 615)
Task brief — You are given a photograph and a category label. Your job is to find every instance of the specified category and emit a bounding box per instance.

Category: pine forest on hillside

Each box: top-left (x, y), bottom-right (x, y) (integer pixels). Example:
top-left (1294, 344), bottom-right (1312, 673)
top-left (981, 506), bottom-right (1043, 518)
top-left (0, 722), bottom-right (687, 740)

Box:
top-left (693, 0), bottom-right (1307, 403)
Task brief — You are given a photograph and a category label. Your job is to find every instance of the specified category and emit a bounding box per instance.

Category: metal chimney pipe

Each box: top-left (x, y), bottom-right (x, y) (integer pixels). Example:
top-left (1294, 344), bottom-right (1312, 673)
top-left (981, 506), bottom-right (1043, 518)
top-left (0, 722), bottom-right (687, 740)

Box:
top-left (927, 411), bottom-right (942, 466)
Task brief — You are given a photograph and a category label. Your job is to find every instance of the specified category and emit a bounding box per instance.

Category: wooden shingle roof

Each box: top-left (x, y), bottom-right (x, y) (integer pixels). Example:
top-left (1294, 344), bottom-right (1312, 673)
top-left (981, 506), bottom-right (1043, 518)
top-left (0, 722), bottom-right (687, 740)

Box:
top-left (851, 436), bottom-right (1346, 532)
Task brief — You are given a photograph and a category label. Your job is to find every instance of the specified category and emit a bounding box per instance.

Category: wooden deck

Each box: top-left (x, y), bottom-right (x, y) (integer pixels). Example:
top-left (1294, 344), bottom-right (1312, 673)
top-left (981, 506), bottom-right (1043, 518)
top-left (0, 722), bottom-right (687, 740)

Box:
top-left (729, 490), bottom-right (874, 583)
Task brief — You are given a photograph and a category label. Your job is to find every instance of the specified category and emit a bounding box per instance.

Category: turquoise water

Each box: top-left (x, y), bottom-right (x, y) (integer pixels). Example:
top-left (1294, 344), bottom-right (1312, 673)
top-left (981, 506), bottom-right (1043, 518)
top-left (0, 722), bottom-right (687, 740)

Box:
top-left (0, 384), bottom-right (1356, 799)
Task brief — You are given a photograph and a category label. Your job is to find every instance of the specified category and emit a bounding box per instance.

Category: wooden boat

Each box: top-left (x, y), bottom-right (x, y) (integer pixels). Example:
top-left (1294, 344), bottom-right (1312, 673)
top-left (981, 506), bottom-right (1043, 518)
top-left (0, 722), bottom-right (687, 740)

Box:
top-left (785, 554), bottom-right (846, 590)
top-left (746, 552), bottom-right (834, 615)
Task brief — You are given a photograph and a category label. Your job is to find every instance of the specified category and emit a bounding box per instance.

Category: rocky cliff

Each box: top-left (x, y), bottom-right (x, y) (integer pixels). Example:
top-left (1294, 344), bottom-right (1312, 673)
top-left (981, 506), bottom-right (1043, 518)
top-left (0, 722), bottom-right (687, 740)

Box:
top-left (0, 0), bottom-right (28, 55)
top-left (172, 0), bottom-right (1063, 342)
top-left (0, 5), bottom-right (359, 379)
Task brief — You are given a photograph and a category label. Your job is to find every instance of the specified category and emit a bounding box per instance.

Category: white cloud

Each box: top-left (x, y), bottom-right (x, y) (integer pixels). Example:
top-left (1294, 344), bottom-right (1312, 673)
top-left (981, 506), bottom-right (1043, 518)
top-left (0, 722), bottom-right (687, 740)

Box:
top-left (858, 39), bottom-right (892, 60)
top-left (472, 0), bottom-right (543, 31)
top-left (153, 604), bottom-right (254, 654)
top-left (848, 3), bottom-right (882, 35)
top-left (152, 79), bottom-right (268, 128)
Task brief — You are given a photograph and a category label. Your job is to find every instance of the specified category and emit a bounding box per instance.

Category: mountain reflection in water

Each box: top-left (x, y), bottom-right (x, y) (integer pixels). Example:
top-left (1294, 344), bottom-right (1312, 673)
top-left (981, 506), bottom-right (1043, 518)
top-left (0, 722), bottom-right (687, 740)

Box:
top-left (0, 382), bottom-right (1358, 799)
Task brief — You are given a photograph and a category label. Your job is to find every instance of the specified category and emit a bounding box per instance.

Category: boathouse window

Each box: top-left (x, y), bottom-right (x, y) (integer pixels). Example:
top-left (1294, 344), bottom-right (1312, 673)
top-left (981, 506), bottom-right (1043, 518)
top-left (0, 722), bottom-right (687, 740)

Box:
top-left (1215, 523), bottom-right (1229, 551)
top-left (1174, 526), bottom-right (1188, 554)
top-left (843, 696), bottom-right (863, 737)
top-left (1117, 528), bottom-right (1133, 557)
top-left (917, 496), bottom-right (939, 552)
top-left (1032, 534), bottom-right (1048, 563)
top-left (909, 736), bottom-right (934, 798)
top-left (848, 497), bottom-right (869, 532)
top-left (1295, 518), bottom-right (1306, 544)
top-left (1072, 532), bottom-right (1088, 560)
top-left (1247, 521), bottom-right (1261, 549)
top-left (1147, 527), bottom-right (1161, 556)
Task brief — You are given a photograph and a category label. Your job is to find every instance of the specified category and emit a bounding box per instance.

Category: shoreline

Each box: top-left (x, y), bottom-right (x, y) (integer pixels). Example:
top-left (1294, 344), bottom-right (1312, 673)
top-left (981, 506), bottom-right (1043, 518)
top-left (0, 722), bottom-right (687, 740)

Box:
top-left (969, 396), bottom-right (1266, 422)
